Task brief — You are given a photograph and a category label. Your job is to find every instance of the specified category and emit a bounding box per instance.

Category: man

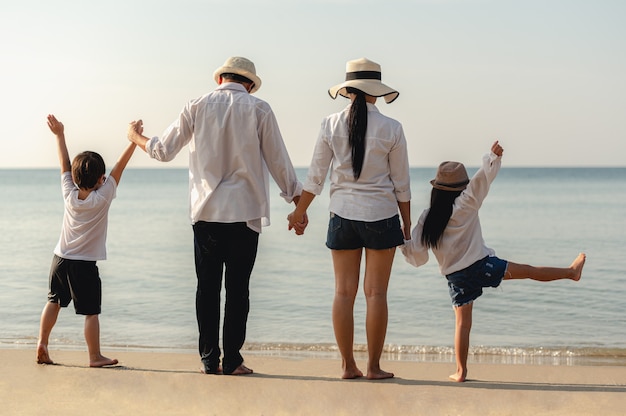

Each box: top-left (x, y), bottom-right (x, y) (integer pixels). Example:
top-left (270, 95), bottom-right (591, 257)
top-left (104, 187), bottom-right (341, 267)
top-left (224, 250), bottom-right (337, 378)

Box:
top-left (127, 56), bottom-right (304, 375)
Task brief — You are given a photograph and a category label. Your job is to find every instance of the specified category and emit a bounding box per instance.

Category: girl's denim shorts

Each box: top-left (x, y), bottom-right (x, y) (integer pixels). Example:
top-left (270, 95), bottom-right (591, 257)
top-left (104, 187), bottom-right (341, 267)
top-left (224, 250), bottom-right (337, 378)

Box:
top-left (326, 213), bottom-right (404, 250)
top-left (445, 256), bottom-right (508, 307)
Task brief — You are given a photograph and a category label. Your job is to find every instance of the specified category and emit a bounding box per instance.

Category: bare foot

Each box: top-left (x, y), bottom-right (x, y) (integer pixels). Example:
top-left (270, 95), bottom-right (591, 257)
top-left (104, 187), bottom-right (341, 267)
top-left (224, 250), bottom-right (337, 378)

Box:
top-left (89, 355), bottom-right (119, 368)
top-left (449, 369), bottom-right (467, 382)
top-left (200, 365), bottom-right (223, 375)
top-left (36, 344), bottom-right (53, 364)
top-left (342, 367), bottom-right (364, 379)
top-left (570, 253), bottom-right (586, 281)
top-left (366, 369), bottom-right (394, 380)
top-left (227, 364), bottom-right (253, 375)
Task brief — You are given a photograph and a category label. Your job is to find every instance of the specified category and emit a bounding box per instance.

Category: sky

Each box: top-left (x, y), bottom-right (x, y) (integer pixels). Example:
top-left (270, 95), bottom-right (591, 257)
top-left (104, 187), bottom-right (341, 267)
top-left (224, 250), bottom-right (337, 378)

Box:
top-left (1, 0), bottom-right (624, 168)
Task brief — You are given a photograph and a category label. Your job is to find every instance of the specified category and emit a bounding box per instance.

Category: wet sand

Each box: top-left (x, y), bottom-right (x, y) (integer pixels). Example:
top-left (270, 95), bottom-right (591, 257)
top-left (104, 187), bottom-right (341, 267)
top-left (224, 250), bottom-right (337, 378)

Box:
top-left (1, 348), bottom-right (624, 415)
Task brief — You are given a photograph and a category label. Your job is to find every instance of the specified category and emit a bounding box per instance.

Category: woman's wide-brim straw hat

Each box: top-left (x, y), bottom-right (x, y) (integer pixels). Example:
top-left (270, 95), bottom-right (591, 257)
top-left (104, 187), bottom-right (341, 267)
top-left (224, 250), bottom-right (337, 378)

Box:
top-left (213, 56), bottom-right (262, 93)
top-left (328, 58), bottom-right (399, 104)
top-left (430, 161), bottom-right (470, 191)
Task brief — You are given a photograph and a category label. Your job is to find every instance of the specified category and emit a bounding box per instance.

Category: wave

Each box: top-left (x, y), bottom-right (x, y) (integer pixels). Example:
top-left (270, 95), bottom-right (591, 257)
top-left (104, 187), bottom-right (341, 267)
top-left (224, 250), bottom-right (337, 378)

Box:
top-left (242, 342), bottom-right (626, 366)
top-left (5, 336), bottom-right (625, 366)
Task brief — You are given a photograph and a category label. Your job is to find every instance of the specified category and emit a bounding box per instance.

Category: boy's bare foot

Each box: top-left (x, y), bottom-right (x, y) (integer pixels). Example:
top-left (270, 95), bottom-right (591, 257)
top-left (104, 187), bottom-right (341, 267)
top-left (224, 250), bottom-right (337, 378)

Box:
top-left (89, 355), bottom-right (119, 368)
top-left (570, 253), bottom-right (586, 281)
top-left (449, 369), bottom-right (467, 382)
top-left (36, 344), bottom-right (53, 364)
top-left (366, 369), bottom-right (394, 380)
top-left (227, 364), bottom-right (253, 375)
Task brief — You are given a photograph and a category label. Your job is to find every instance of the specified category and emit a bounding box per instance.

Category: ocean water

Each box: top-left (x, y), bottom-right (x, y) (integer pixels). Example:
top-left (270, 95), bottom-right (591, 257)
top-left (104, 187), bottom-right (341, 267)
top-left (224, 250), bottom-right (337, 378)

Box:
top-left (1, 167), bottom-right (625, 366)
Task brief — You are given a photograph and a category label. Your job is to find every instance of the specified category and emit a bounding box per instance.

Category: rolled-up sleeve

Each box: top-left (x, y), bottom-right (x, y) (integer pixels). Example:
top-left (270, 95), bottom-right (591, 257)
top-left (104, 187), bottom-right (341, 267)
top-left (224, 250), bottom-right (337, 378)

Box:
top-left (259, 107), bottom-right (302, 203)
top-left (460, 151), bottom-right (502, 210)
top-left (146, 104), bottom-right (194, 162)
top-left (303, 123), bottom-right (333, 196)
top-left (389, 125), bottom-right (411, 202)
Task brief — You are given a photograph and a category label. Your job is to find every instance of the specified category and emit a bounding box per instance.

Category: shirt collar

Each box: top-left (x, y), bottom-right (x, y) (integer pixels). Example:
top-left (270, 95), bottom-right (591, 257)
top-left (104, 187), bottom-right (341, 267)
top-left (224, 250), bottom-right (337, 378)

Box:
top-left (215, 82), bottom-right (248, 93)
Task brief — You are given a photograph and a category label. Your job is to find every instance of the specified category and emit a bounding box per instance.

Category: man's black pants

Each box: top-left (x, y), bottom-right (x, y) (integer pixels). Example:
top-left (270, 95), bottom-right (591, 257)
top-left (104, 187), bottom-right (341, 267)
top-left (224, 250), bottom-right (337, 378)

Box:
top-left (192, 221), bottom-right (259, 374)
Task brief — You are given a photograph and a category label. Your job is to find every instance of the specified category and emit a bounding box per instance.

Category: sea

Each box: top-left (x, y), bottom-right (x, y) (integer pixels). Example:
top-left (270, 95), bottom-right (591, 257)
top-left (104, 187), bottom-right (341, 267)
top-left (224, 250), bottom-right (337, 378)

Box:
top-left (1, 167), bottom-right (625, 366)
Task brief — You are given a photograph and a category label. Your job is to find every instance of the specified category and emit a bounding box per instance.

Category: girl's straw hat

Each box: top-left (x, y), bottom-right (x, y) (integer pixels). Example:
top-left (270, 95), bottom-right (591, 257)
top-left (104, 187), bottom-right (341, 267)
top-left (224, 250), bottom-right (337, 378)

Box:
top-left (431, 161), bottom-right (470, 191)
top-left (213, 56), bottom-right (262, 93)
top-left (328, 58), bottom-right (399, 104)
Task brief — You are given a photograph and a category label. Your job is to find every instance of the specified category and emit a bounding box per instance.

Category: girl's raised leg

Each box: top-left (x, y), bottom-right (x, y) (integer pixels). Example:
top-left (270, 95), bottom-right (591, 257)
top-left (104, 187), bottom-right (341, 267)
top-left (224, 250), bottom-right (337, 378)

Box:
top-left (505, 253), bottom-right (586, 282)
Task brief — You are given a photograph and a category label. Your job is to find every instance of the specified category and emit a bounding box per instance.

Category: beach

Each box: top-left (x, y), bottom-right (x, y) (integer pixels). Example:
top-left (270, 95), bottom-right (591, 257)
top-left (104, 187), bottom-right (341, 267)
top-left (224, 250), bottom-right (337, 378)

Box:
top-left (2, 348), bottom-right (624, 415)
top-left (2, 168), bottom-right (626, 414)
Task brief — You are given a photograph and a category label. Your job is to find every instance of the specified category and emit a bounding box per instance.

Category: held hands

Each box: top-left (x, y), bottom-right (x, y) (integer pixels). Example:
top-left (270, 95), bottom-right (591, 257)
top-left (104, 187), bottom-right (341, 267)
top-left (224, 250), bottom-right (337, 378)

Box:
top-left (402, 223), bottom-right (412, 241)
top-left (491, 140), bottom-right (503, 157)
top-left (127, 119), bottom-right (144, 142)
top-left (47, 114), bottom-right (64, 136)
top-left (287, 210), bottom-right (309, 236)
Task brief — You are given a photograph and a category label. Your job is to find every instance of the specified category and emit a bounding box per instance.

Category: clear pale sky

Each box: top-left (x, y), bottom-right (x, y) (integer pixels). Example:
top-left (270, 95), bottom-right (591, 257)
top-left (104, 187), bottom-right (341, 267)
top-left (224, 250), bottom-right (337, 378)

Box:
top-left (1, 0), bottom-right (624, 168)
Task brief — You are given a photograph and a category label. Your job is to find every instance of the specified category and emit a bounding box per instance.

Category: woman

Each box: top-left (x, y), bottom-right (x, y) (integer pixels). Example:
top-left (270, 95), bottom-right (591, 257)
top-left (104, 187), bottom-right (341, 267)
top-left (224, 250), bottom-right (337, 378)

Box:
top-left (288, 58), bottom-right (411, 379)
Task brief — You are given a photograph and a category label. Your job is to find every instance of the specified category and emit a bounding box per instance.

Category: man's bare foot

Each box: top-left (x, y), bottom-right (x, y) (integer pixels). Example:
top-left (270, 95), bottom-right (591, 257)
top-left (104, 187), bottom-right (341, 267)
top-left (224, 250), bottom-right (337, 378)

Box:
top-left (366, 369), bottom-right (394, 380)
top-left (449, 369), bottom-right (467, 382)
top-left (227, 364), bottom-right (253, 375)
top-left (89, 355), bottom-right (119, 368)
top-left (200, 365), bottom-right (223, 375)
top-left (570, 253), bottom-right (586, 281)
top-left (36, 344), bottom-right (53, 364)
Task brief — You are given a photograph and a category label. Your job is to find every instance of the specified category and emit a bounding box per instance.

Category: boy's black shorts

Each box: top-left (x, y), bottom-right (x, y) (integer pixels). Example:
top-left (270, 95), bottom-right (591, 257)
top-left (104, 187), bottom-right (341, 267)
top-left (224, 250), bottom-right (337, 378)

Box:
top-left (48, 255), bottom-right (102, 315)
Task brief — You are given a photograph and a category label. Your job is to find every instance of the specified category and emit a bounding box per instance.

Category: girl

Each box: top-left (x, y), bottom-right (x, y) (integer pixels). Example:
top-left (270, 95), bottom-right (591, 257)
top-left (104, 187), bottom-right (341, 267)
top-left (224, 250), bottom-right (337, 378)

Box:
top-left (288, 58), bottom-right (411, 379)
top-left (402, 141), bottom-right (585, 382)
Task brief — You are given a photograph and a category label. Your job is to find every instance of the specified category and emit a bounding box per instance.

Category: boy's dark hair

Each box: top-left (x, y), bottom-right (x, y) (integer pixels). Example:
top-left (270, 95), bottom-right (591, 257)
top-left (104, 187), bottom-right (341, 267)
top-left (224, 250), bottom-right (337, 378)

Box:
top-left (71, 151), bottom-right (106, 189)
top-left (420, 188), bottom-right (463, 249)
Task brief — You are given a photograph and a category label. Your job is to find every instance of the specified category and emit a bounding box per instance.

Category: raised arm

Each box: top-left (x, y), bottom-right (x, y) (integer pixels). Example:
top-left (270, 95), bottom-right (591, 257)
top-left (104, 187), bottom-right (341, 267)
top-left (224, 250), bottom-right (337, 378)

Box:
top-left (108, 138), bottom-right (138, 186)
top-left (47, 114), bottom-right (71, 173)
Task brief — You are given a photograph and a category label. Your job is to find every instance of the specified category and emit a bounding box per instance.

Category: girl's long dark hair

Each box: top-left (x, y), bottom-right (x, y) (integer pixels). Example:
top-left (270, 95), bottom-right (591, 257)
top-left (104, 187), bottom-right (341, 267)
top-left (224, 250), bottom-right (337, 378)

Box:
top-left (420, 188), bottom-right (463, 249)
top-left (346, 87), bottom-right (367, 180)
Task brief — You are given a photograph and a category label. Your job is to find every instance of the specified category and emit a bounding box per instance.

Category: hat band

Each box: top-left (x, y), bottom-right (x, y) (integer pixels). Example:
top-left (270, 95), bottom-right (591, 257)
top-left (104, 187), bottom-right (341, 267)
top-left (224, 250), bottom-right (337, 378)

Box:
top-left (345, 70), bottom-right (382, 81)
top-left (435, 180), bottom-right (469, 188)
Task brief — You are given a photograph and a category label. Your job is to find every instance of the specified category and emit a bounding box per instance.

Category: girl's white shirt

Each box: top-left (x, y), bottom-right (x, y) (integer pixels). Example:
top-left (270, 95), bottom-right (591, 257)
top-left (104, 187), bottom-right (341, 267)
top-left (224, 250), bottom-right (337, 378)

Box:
top-left (402, 151), bottom-right (501, 276)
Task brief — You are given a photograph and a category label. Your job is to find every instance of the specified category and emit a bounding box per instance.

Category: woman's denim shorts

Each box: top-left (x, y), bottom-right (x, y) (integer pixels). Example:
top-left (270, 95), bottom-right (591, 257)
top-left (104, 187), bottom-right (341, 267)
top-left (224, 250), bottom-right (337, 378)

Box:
top-left (445, 256), bottom-right (508, 307)
top-left (325, 213), bottom-right (404, 250)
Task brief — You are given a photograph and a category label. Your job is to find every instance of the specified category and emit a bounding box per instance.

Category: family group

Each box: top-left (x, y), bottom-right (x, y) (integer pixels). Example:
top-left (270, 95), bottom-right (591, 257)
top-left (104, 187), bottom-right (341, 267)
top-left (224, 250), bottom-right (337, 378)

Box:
top-left (37, 57), bottom-right (585, 382)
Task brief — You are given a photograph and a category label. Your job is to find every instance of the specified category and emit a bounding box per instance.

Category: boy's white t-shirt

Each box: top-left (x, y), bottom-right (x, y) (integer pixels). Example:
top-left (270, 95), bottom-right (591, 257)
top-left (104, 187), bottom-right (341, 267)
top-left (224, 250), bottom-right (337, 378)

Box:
top-left (53, 172), bottom-right (117, 261)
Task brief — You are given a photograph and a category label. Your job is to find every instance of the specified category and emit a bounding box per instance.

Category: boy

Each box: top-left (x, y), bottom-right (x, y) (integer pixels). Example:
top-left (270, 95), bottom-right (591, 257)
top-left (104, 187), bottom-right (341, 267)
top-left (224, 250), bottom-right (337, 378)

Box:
top-left (37, 114), bottom-right (136, 367)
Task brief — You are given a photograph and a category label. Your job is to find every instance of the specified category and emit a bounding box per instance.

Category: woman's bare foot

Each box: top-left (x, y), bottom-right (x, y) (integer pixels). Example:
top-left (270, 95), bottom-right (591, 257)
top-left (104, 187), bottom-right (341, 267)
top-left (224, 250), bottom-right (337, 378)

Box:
top-left (226, 364), bottom-right (253, 375)
top-left (366, 368), bottom-right (394, 380)
top-left (449, 369), bottom-right (467, 382)
top-left (342, 367), bottom-right (364, 379)
top-left (570, 253), bottom-right (586, 281)
top-left (36, 344), bottom-right (53, 364)
top-left (341, 358), bottom-right (363, 379)
top-left (89, 355), bottom-right (119, 368)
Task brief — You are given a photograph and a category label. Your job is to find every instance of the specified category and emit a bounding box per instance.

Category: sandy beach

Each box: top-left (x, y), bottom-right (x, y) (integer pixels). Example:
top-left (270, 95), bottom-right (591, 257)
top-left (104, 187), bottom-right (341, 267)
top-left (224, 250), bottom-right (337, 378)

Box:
top-left (1, 348), bottom-right (624, 415)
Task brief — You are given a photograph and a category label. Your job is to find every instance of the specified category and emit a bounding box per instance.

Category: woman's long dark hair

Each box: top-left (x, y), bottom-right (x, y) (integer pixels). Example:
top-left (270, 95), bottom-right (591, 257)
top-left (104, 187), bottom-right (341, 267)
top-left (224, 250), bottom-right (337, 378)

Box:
top-left (420, 188), bottom-right (463, 249)
top-left (346, 87), bottom-right (367, 180)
